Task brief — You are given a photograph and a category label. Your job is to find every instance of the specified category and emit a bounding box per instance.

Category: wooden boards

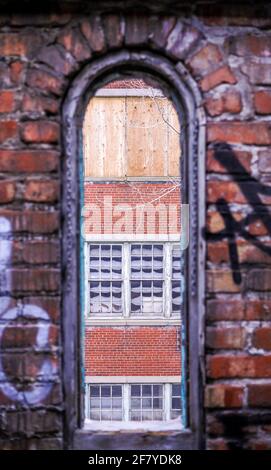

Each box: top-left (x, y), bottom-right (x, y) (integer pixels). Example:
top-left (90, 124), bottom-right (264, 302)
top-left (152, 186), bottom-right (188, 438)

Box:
top-left (83, 95), bottom-right (181, 178)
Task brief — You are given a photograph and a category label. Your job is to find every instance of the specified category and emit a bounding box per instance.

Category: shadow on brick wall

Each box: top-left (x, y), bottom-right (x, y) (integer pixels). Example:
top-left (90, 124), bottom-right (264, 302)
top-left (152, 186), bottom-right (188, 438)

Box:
top-left (205, 142), bottom-right (271, 285)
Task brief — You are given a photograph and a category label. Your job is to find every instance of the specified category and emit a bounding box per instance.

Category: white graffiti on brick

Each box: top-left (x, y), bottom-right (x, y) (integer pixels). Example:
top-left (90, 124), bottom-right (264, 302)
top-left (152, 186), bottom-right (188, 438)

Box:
top-left (0, 217), bottom-right (12, 313)
top-left (0, 216), bottom-right (56, 404)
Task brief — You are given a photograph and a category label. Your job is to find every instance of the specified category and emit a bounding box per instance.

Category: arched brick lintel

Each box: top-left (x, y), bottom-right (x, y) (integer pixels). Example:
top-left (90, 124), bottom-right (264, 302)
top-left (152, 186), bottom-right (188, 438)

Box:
top-left (37, 15), bottom-right (205, 75)
top-left (32, 14), bottom-right (235, 100)
top-left (63, 49), bottom-right (205, 123)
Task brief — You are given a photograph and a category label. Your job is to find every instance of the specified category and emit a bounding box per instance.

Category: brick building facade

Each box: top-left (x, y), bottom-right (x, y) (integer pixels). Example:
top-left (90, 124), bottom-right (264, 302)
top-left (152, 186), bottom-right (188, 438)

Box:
top-left (0, 0), bottom-right (270, 450)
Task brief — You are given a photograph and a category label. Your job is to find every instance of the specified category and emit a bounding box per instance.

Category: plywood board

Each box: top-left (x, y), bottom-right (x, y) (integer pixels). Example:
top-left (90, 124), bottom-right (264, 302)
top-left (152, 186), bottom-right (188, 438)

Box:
top-left (83, 94), bottom-right (181, 179)
top-left (83, 97), bottom-right (126, 178)
top-left (167, 101), bottom-right (181, 177)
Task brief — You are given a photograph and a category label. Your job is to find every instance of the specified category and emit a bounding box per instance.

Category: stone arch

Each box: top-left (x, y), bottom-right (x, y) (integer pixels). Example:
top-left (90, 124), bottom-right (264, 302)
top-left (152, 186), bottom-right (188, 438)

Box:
top-left (30, 13), bottom-right (234, 96)
top-left (35, 15), bottom-right (204, 73)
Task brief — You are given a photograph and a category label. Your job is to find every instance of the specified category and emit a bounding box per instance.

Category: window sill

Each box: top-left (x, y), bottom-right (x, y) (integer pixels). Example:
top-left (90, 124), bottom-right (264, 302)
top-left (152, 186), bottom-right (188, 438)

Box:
top-left (84, 419), bottom-right (183, 432)
top-left (73, 427), bottom-right (195, 450)
top-left (85, 318), bottom-right (181, 326)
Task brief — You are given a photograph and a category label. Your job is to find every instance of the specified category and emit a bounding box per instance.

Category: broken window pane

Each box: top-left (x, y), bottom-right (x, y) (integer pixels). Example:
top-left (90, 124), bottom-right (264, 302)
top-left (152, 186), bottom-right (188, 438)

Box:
top-left (130, 244), bottom-right (164, 315)
top-left (88, 244), bottom-right (123, 315)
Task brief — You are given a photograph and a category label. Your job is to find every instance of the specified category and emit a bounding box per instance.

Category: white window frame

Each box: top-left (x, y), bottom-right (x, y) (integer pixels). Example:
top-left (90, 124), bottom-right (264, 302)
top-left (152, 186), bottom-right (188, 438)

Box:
top-left (88, 384), bottom-right (123, 421)
top-left (86, 243), bottom-right (123, 317)
top-left (85, 378), bottom-right (182, 429)
top-left (85, 241), bottom-right (183, 322)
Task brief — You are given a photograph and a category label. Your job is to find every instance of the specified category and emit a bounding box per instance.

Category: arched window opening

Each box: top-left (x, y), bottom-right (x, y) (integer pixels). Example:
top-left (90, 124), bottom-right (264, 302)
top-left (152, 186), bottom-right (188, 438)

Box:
top-left (62, 52), bottom-right (205, 449)
top-left (81, 75), bottom-right (187, 430)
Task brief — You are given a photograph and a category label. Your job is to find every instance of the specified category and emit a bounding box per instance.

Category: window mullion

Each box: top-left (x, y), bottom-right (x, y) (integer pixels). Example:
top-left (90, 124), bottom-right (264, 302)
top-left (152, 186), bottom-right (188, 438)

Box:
top-left (164, 243), bottom-right (171, 318)
top-left (123, 383), bottom-right (129, 421)
top-left (164, 383), bottom-right (171, 421)
top-left (123, 243), bottom-right (130, 318)
top-left (85, 242), bottom-right (90, 318)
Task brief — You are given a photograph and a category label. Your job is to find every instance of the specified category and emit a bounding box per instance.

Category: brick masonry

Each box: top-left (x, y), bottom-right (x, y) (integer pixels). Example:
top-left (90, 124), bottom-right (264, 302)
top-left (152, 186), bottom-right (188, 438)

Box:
top-left (85, 327), bottom-right (181, 376)
top-left (0, 2), bottom-right (270, 450)
top-left (84, 182), bottom-right (181, 235)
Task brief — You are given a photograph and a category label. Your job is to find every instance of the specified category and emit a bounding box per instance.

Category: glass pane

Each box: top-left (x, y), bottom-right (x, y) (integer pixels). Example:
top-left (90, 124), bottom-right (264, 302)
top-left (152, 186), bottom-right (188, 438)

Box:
top-left (131, 385), bottom-right (141, 397)
top-left (101, 397), bottom-right (111, 408)
top-left (142, 411), bottom-right (152, 421)
top-left (153, 398), bottom-right (163, 409)
top-left (112, 410), bottom-right (122, 420)
top-left (112, 258), bottom-right (122, 278)
top-left (142, 244), bottom-right (152, 254)
top-left (131, 398), bottom-right (141, 409)
top-left (171, 410), bottom-right (181, 419)
top-left (112, 385), bottom-right (122, 397)
top-left (153, 410), bottom-right (163, 420)
top-left (172, 384), bottom-right (180, 396)
top-left (131, 411), bottom-right (141, 421)
top-left (101, 410), bottom-right (112, 420)
top-left (90, 386), bottom-right (100, 397)
top-left (142, 398), bottom-right (152, 408)
top-left (153, 385), bottom-right (162, 396)
top-left (131, 245), bottom-right (141, 255)
top-left (142, 385), bottom-right (152, 396)
top-left (101, 245), bottom-right (111, 254)
top-left (101, 386), bottom-right (111, 397)
top-left (90, 244), bottom-right (100, 255)
top-left (90, 409), bottom-right (100, 420)
top-left (172, 397), bottom-right (181, 410)
top-left (90, 397), bottom-right (100, 408)
top-left (112, 245), bottom-right (122, 255)
top-left (153, 302), bottom-right (163, 313)
top-left (112, 398), bottom-right (122, 409)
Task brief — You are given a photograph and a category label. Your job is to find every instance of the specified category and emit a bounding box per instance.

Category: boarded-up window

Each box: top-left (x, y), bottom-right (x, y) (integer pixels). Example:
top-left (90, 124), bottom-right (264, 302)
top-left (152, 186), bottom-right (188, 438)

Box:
top-left (83, 92), bottom-right (180, 178)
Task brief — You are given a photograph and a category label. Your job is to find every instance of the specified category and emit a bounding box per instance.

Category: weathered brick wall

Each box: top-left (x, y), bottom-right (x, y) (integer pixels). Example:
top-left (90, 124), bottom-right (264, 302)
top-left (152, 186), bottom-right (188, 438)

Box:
top-left (85, 327), bottom-right (181, 376)
top-left (0, 2), bottom-right (270, 450)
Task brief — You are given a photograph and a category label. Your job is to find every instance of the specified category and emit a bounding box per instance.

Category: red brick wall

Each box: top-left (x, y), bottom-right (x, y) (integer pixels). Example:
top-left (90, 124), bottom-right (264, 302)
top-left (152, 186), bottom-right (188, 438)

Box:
top-left (84, 182), bottom-right (181, 235)
top-left (84, 181), bottom-right (181, 378)
top-left (85, 327), bottom-right (181, 376)
top-left (0, 3), bottom-right (270, 450)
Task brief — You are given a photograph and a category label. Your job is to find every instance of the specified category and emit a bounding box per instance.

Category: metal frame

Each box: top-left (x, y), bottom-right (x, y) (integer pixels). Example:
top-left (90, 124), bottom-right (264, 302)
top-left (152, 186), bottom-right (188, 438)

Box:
top-left (62, 51), bottom-right (206, 450)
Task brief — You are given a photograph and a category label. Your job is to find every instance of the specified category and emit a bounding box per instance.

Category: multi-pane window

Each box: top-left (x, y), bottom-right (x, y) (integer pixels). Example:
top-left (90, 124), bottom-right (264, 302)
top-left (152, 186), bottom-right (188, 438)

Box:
top-left (86, 242), bottom-right (183, 318)
top-left (131, 244), bottom-right (164, 315)
top-left (89, 384), bottom-right (123, 421)
top-left (87, 383), bottom-right (181, 422)
top-left (130, 384), bottom-right (163, 421)
top-left (89, 244), bottom-right (123, 315)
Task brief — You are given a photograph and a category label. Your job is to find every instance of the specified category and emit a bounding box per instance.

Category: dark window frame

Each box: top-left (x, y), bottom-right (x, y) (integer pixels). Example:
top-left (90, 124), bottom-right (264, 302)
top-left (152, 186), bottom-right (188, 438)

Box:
top-left (62, 51), bottom-right (206, 450)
